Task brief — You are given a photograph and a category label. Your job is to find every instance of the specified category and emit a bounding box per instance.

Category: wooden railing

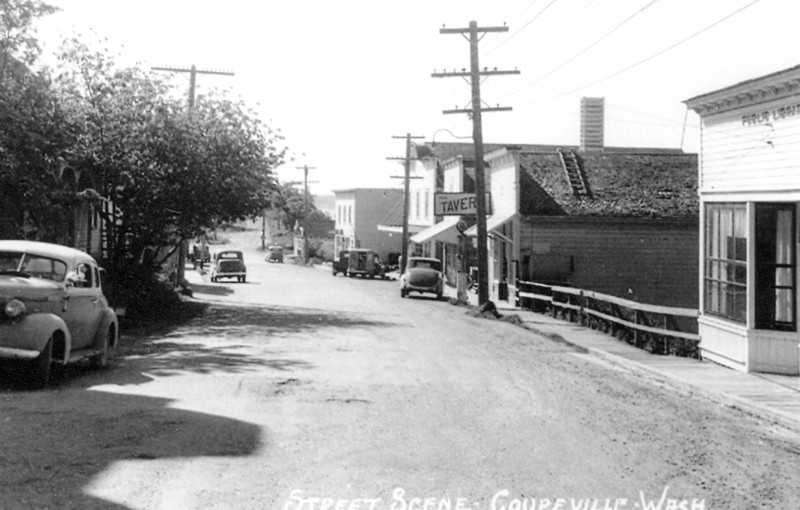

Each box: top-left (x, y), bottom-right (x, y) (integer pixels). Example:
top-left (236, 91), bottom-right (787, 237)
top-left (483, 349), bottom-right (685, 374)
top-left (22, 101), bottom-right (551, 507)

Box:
top-left (516, 279), bottom-right (700, 355)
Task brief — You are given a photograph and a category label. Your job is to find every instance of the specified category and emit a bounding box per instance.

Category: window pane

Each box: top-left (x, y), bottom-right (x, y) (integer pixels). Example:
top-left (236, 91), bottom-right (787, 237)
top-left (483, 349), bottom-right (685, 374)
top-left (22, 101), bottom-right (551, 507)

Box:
top-left (776, 209), bottom-right (793, 265)
top-left (735, 287), bottom-right (747, 322)
top-left (733, 263), bottom-right (747, 285)
top-left (776, 267), bottom-right (793, 287)
top-left (705, 280), bottom-right (719, 313)
top-left (707, 206), bottom-right (720, 258)
top-left (776, 289), bottom-right (793, 323)
top-left (733, 206), bottom-right (747, 261)
top-left (720, 208), bottom-right (732, 260)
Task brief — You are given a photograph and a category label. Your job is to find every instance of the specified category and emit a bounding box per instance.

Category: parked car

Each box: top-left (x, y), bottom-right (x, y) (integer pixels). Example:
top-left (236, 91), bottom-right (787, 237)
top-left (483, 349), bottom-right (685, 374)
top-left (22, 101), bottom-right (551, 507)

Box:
top-left (266, 245), bottom-right (284, 263)
top-left (346, 249), bottom-right (385, 279)
top-left (0, 240), bottom-right (119, 388)
top-left (332, 250), bottom-right (350, 276)
top-left (400, 257), bottom-right (444, 299)
top-left (191, 244), bottom-right (210, 265)
top-left (211, 250), bottom-right (247, 282)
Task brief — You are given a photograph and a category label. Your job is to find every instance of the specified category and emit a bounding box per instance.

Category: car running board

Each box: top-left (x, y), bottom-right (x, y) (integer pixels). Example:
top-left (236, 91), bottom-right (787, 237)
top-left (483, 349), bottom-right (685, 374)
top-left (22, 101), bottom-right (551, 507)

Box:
top-left (67, 348), bottom-right (103, 363)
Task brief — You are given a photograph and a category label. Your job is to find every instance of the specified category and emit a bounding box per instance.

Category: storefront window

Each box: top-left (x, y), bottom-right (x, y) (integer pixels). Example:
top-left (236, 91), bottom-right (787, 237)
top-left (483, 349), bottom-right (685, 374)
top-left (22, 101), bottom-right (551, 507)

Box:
top-left (755, 204), bottom-right (796, 331)
top-left (704, 203), bottom-right (747, 322)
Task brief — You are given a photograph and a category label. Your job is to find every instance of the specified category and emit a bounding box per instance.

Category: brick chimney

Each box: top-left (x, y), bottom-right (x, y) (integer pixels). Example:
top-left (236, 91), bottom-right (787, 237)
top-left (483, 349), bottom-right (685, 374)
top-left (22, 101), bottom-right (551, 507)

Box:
top-left (580, 97), bottom-right (604, 152)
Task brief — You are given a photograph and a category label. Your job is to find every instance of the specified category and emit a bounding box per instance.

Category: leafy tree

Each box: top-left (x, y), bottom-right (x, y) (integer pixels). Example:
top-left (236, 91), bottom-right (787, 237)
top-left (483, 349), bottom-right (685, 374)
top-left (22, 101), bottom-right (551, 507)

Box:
top-left (0, 0), bottom-right (71, 240)
top-left (53, 37), bottom-right (285, 276)
top-left (272, 181), bottom-right (321, 231)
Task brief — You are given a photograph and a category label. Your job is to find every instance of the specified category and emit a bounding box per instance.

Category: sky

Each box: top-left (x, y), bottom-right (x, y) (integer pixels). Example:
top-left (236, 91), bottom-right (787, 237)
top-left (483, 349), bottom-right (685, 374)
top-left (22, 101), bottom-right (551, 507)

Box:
top-left (33, 0), bottom-right (800, 195)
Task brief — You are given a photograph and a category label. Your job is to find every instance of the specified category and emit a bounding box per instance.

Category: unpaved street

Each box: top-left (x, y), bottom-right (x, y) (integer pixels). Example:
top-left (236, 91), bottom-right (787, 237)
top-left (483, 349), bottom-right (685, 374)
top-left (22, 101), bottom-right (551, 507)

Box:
top-left (2, 225), bottom-right (800, 510)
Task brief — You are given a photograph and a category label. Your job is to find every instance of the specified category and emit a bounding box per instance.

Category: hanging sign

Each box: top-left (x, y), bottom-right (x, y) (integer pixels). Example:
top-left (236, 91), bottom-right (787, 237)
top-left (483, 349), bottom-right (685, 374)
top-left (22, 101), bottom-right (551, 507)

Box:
top-left (434, 192), bottom-right (492, 216)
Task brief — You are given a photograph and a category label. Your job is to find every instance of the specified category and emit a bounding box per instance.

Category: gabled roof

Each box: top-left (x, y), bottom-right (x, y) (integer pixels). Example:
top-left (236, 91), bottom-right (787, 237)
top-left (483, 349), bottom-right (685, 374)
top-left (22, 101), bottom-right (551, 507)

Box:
top-left (376, 194), bottom-right (405, 229)
top-left (685, 63), bottom-right (800, 116)
top-left (516, 147), bottom-right (698, 218)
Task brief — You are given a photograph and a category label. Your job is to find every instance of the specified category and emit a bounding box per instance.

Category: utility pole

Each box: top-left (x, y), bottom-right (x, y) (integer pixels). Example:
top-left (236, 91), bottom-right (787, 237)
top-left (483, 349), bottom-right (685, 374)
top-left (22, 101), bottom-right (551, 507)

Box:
top-left (151, 65), bottom-right (235, 287)
top-left (387, 134), bottom-right (424, 275)
top-left (433, 21), bottom-right (519, 306)
top-left (295, 165), bottom-right (317, 262)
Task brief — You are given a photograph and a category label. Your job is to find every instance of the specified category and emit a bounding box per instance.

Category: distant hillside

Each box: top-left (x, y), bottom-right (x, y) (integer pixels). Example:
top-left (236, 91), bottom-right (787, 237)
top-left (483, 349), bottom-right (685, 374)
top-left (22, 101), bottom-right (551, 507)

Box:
top-left (314, 193), bottom-right (335, 219)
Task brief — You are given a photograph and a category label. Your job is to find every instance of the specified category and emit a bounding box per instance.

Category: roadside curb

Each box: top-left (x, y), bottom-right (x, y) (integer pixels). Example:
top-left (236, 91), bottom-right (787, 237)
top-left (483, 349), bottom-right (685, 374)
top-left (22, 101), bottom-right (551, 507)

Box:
top-left (585, 347), bottom-right (800, 433)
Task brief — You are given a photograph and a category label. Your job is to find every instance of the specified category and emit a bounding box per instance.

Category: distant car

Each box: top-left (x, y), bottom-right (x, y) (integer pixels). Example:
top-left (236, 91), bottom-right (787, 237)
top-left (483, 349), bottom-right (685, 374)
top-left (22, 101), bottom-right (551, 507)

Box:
top-left (400, 257), bottom-right (444, 299)
top-left (331, 250), bottom-right (350, 276)
top-left (346, 249), bottom-right (385, 279)
top-left (211, 250), bottom-right (247, 282)
top-left (191, 244), bottom-right (210, 265)
top-left (266, 246), bottom-right (283, 263)
top-left (0, 240), bottom-right (119, 388)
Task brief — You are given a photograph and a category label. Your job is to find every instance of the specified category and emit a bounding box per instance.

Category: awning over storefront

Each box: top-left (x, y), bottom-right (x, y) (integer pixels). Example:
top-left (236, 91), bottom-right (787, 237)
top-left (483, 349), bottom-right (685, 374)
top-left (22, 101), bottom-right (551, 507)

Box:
top-left (409, 216), bottom-right (461, 245)
top-left (465, 212), bottom-right (517, 238)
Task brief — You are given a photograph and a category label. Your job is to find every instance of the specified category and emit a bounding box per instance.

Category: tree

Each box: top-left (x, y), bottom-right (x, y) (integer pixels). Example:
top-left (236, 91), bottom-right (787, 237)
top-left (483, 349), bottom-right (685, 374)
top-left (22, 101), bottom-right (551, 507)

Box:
top-left (272, 181), bottom-right (320, 231)
top-left (0, 0), bottom-right (71, 240)
top-left (40, 36), bottom-right (285, 301)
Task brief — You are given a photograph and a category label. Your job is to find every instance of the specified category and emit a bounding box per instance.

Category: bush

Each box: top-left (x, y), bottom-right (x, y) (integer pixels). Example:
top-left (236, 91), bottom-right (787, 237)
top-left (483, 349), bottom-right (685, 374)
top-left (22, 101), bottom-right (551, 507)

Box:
top-left (103, 264), bottom-right (199, 328)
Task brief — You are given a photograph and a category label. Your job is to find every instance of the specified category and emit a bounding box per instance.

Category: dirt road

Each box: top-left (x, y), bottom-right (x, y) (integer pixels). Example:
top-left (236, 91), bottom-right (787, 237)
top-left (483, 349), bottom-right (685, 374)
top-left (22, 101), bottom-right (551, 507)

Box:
top-left (2, 225), bottom-right (800, 510)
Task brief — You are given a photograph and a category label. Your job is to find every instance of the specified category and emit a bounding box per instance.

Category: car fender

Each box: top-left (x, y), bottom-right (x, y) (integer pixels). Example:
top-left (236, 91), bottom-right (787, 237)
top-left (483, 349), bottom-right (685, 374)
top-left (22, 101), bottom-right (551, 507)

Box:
top-left (0, 313), bottom-right (72, 362)
top-left (92, 308), bottom-right (119, 350)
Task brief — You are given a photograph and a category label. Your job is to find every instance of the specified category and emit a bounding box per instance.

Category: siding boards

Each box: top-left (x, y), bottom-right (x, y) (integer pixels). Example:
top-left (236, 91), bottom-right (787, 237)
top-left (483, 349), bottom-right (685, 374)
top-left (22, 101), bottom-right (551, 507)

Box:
top-left (522, 217), bottom-right (698, 308)
top-left (702, 100), bottom-right (800, 193)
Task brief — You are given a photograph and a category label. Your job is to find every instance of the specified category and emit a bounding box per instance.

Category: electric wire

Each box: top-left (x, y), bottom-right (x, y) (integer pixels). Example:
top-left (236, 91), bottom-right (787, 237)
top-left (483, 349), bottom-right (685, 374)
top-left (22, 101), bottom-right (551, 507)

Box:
top-left (506, 0), bottom-right (661, 97)
top-left (524, 0), bottom-right (762, 104)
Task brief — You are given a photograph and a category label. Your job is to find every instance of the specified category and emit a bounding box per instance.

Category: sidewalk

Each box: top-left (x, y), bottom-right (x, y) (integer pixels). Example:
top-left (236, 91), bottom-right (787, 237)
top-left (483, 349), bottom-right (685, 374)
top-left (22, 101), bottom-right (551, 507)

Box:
top-left (442, 284), bottom-right (800, 432)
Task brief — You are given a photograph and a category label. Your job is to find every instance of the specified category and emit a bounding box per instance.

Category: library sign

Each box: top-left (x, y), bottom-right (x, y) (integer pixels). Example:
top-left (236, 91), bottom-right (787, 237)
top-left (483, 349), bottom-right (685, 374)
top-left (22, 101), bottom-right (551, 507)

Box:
top-left (742, 102), bottom-right (800, 126)
top-left (434, 192), bottom-right (492, 216)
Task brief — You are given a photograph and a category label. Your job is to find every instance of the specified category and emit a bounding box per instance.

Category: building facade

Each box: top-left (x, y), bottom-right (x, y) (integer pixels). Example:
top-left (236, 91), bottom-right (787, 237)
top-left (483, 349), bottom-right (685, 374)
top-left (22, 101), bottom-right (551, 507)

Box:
top-left (686, 64), bottom-right (800, 375)
top-left (333, 188), bottom-right (404, 262)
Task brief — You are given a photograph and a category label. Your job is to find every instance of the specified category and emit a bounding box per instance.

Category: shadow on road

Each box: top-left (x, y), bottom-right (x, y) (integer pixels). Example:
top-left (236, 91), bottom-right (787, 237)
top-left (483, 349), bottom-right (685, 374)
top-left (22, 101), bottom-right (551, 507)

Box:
top-left (189, 282), bottom-right (235, 296)
top-left (0, 385), bottom-right (261, 510)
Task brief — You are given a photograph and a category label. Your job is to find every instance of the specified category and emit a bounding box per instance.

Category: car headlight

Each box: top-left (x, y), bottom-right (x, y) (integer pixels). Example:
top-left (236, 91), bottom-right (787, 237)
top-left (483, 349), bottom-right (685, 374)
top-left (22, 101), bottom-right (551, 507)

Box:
top-left (4, 299), bottom-right (26, 318)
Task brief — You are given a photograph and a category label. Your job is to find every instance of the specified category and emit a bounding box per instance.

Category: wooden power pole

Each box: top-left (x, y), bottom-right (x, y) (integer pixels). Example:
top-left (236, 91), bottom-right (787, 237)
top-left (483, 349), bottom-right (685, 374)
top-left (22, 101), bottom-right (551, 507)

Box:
top-left (432, 21), bottom-right (519, 306)
top-left (151, 65), bottom-right (234, 287)
top-left (387, 134), bottom-right (424, 275)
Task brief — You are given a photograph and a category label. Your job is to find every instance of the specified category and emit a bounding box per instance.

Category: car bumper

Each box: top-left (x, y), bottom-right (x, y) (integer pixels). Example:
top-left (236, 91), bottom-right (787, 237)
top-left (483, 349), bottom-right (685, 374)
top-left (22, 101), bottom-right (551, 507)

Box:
top-left (403, 284), bottom-right (441, 293)
top-left (0, 346), bottom-right (39, 359)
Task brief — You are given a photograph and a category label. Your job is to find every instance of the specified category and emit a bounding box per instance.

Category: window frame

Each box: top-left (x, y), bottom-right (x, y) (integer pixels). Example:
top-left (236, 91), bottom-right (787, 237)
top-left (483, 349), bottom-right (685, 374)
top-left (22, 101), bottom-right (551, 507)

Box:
top-left (704, 203), bottom-right (747, 323)
top-left (754, 203), bottom-right (796, 331)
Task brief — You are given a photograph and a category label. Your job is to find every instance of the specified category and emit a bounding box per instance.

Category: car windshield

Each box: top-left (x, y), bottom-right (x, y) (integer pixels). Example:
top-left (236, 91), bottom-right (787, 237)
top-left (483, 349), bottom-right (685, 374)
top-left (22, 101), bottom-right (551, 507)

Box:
top-left (409, 259), bottom-right (441, 271)
top-left (218, 252), bottom-right (243, 259)
top-left (0, 251), bottom-right (67, 281)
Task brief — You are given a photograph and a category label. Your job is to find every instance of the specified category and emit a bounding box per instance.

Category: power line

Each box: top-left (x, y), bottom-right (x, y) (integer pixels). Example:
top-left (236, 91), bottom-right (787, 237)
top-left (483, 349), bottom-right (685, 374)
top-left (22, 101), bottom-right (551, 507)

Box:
top-left (486, 0), bottom-right (560, 56)
top-left (513, 0), bottom-right (608, 55)
top-left (525, 0), bottom-right (762, 104)
top-left (506, 0), bottom-right (660, 97)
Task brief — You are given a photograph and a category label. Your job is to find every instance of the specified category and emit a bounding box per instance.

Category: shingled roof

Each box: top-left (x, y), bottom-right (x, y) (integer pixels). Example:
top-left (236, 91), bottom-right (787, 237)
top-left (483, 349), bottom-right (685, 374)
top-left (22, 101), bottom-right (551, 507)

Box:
top-left (516, 147), bottom-right (698, 218)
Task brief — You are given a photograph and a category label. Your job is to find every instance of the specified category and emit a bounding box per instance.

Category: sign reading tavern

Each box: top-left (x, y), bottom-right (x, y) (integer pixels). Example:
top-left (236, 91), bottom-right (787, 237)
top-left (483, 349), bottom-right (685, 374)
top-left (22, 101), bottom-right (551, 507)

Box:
top-left (434, 192), bottom-right (492, 216)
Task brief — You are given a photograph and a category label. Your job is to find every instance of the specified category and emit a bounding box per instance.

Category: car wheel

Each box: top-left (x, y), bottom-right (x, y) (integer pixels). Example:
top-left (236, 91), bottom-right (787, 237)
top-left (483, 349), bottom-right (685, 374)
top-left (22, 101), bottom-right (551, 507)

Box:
top-left (400, 288), bottom-right (407, 298)
top-left (91, 326), bottom-right (113, 369)
top-left (29, 337), bottom-right (53, 389)
top-left (242, 276), bottom-right (246, 283)
top-left (436, 291), bottom-right (443, 300)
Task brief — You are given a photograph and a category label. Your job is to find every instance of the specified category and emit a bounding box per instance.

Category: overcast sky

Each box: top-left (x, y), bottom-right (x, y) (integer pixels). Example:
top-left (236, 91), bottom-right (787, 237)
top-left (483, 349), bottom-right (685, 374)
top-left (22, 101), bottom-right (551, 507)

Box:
top-left (36, 0), bottom-right (800, 194)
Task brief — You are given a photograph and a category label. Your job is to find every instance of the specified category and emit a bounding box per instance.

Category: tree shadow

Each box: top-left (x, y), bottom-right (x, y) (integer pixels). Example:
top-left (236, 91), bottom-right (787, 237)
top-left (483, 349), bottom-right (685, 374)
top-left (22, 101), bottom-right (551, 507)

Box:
top-left (0, 388), bottom-right (262, 509)
top-left (189, 282), bottom-right (235, 296)
top-left (2, 301), bottom-right (398, 389)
